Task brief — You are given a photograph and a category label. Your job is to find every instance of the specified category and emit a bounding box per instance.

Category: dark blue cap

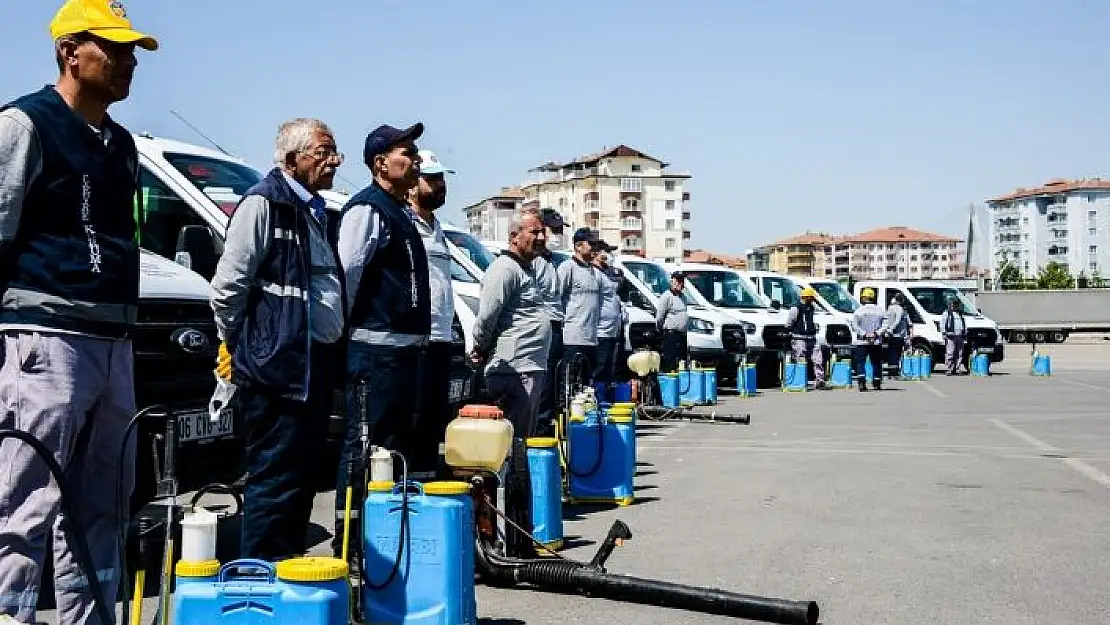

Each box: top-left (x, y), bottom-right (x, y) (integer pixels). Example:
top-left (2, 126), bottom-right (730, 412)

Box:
top-left (363, 122), bottom-right (425, 164)
top-left (573, 227), bottom-right (600, 244)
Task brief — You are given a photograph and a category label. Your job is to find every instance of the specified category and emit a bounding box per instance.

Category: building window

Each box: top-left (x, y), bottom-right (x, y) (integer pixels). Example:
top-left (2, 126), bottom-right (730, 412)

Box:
top-left (665, 219), bottom-right (676, 230)
top-left (1089, 227), bottom-right (1098, 236)
top-left (1091, 245), bottom-right (1099, 254)
top-left (664, 181), bottom-right (676, 192)
top-left (665, 257), bottom-right (676, 264)
top-left (630, 164), bottom-right (642, 173)
top-left (665, 238), bottom-right (676, 249)
top-left (665, 200), bottom-right (676, 211)
top-left (620, 178), bottom-right (643, 193)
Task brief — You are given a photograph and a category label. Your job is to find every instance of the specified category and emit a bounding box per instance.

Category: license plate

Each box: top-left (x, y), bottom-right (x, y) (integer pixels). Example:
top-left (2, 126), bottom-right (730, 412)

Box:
top-left (449, 377), bottom-right (469, 403)
top-left (977, 347), bottom-right (995, 354)
top-left (177, 409), bottom-right (234, 444)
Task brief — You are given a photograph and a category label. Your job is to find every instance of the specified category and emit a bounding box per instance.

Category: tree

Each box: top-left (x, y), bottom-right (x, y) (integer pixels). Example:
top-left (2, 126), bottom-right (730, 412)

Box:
top-left (1036, 261), bottom-right (1074, 289)
top-left (997, 260), bottom-right (1022, 288)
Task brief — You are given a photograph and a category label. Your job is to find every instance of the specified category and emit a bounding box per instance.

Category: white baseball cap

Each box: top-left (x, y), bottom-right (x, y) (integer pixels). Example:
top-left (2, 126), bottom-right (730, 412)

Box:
top-left (418, 149), bottom-right (455, 176)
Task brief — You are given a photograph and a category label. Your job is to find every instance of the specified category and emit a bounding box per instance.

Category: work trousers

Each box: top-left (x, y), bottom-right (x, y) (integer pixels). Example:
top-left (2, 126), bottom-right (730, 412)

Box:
top-left (413, 340), bottom-right (454, 476)
top-left (886, 336), bottom-right (906, 369)
top-left (853, 343), bottom-right (885, 385)
top-left (945, 336), bottom-right (965, 374)
top-left (593, 337), bottom-right (620, 400)
top-left (486, 371), bottom-right (545, 441)
top-left (791, 337), bottom-right (824, 383)
top-left (0, 331), bottom-right (135, 625)
top-left (334, 342), bottom-right (422, 555)
top-left (536, 321), bottom-right (563, 425)
top-left (660, 330), bottom-right (688, 373)
top-left (562, 344), bottom-right (596, 392)
top-left (239, 341), bottom-right (332, 562)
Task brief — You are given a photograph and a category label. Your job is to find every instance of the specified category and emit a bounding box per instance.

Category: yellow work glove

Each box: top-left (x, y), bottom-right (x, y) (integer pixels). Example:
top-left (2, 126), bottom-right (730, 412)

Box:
top-left (215, 342), bottom-right (233, 382)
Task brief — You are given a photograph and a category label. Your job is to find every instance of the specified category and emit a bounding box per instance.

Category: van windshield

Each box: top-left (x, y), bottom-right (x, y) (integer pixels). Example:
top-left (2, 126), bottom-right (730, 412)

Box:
top-left (811, 281), bottom-right (859, 313)
top-left (623, 260), bottom-right (697, 306)
top-left (443, 230), bottom-right (498, 272)
top-left (908, 287), bottom-right (978, 316)
top-left (163, 153), bottom-right (263, 215)
top-left (761, 275), bottom-right (802, 308)
top-left (683, 270), bottom-right (766, 309)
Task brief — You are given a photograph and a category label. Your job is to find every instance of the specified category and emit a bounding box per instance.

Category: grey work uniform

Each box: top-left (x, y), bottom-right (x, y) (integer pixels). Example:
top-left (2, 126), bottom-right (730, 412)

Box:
top-left (473, 252), bottom-right (552, 439)
top-left (940, 309), bottom-right (967, 375)
top-left (533, 252), bottom-right (564, 423)
top-left (0, 102), bottom-right (139, 624)
top-left (655, 289), bottom-right (689, 372)
top-left (557, 257), bottom-right (602, 348)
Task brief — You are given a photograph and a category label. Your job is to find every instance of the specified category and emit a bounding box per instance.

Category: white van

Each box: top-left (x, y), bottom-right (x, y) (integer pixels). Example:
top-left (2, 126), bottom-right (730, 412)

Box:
top-left (130, 133), bottom-right (479, 419)
top-left (794, 276), bottom-right (859, 319)
top-left (479, 242), bottom-right (662, 354)
top-left (741, 270), bottom-right (855, 355)
top-left (852, 280), bottom-right (1005, 366)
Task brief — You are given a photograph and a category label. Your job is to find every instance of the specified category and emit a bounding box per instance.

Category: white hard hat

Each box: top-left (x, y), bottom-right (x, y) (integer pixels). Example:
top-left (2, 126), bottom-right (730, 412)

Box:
top-left (418, 149), bottom-right (455, 176)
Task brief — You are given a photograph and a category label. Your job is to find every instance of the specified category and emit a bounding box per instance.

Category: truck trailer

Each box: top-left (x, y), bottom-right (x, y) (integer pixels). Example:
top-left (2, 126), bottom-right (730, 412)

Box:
top-left (973, 289), bottom-right (1110, 343)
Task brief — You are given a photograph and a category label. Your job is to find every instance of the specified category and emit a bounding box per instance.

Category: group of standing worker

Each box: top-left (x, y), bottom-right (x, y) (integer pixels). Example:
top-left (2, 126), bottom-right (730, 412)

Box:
top-left (471, 213), bottom-right (628, 440)
top-left (787, 287), bottom-right (913, 391)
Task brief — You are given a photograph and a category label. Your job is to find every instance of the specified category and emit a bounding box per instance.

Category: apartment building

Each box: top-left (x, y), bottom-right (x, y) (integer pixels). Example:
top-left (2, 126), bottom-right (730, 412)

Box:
top-left (685, 249), bottom-right (748, 270)
top-left (985, 178), bottom-right (1110, 278)
top-left (518, 145), bottom-right (691, 261)
top-left (750, 226), bottom-right (964, 280)
top-left (462, 186), bottom-right (525, 242)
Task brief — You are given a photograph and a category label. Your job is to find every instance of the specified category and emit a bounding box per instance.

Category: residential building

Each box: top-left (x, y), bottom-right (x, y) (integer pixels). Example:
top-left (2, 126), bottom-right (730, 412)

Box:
top-left (462, 186), bottom-right (524, 242)
top-left (753, 226), bottom-right (964, 280)
top-left (519, 145), bottom-right (691, 261)
top-left (816, 226), bottom-right (964, 281)
top-left (985, 178), bottom-right (1110, 279)
top-left (764, 232), bottom-right (834, 276)
top-left (745, 247), bottom-right (770, 271)
top-left (684, 249), bottom-right (748, 270)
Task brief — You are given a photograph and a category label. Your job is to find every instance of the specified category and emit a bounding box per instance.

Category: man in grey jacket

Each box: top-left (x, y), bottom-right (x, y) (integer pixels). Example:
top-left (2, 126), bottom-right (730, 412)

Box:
top-left (656, 272), bottom-right (690, 373)
top-left (470, 207), bottom-right (552, 439)
top-left (534, 211), bottom-right (565, 435)
top-left (851, 287), bottom-right (887, 392)
top-left (940, 298), bottom-right (968, 376)
top-left (593, 249), bottom-right (627, 399)
top-left (557, 227), bottom-right (604, 389)
top-left (884, 292), bottom-right (911, 375)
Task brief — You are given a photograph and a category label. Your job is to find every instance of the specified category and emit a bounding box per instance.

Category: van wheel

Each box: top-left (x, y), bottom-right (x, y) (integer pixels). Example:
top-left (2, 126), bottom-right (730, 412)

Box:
top-left (1049, 331), bottom-right (1067, 343)
top-left (1009, 331), bottom-right (1027, 344)
top-left (1032, 331), bottom-right (1048, 344)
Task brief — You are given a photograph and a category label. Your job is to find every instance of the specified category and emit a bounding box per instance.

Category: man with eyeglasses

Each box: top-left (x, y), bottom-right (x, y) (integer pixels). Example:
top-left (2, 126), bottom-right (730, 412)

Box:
top-left (0, 1), bottom-right (158, 621)
top-left (334, 123), bottom-right (430, 556)
top-left (210, 117), bottom-right (346, 560)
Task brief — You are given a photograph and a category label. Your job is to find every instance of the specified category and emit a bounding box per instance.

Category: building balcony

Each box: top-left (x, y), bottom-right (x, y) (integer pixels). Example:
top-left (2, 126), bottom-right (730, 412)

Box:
top-left (620, 178), bottom-right (644, 193)
top-left (622, 200), bottom-right (640, 212)
top-left (619, 218), bottom-right (643, 231)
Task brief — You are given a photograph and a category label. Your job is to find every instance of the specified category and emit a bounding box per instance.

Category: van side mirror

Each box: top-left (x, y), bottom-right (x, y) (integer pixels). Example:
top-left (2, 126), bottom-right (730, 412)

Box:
top-left (771, 300), bottom-right (782, 310)
top-left (176, 225), bottom-right (218, 279)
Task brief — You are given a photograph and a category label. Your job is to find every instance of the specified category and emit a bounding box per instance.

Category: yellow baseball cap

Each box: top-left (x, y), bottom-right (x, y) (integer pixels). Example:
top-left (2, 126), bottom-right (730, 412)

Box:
top-left (49, 0), bottom-right (159, 51)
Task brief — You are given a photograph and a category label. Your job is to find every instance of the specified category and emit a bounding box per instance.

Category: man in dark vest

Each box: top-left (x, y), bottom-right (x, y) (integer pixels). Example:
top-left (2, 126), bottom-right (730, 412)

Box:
top-left (787, 287), bottom-right (826, 389)
top-left (334, 123), bottom-right (430, 556)
top-left (0, 1), bottom-right (156, 622)
top-left (210, 118), bottom-right (346, 561)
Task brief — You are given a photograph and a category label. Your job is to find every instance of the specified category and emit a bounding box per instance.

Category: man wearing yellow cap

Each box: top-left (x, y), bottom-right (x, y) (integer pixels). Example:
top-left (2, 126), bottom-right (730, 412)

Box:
top-left (786, 286), bottom-right (826, 389)
top-left (0, 1), bottom-right (156, 622)
top-left (851, 287), bottom-right (888, 391)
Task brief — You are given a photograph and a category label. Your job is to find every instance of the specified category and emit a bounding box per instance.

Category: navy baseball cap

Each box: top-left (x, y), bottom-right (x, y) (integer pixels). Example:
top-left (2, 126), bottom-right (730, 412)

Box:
top-left (573, 227), bottom-right (600, 244)
top-left (363, 122), bottom-right (425, 164)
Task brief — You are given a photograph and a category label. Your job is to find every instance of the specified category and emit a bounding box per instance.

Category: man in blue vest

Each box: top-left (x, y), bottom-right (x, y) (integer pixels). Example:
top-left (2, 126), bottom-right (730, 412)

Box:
top-left (210, 118), bottom-right (346, 561)
top-left (787, 287), bottom-right (826, 389)
top-left (0, 1), bottom-right (156, 621)
top-left (334, 123), bottom-right (430, 555)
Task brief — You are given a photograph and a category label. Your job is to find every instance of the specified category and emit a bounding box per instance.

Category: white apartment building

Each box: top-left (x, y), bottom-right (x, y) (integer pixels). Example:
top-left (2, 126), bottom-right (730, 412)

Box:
top-left (517, 145), bottom-right (691, 261)
top-left (812, 227), bottom-right (964, 281)
top-left (986, 178), bottom-right (1110, 278)
top-left (462, 186), bottom-right (524, 242)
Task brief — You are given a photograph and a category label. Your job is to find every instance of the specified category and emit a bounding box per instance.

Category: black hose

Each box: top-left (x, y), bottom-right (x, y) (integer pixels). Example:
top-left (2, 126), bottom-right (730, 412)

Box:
top-left (188, 482), bottom-right (244, 517)
top-left (555, 353), bottom-right (605, 479)
top-left (115, 404), bottom-right (173, 625)
top-left (0, 428), bottom-right (116, 625)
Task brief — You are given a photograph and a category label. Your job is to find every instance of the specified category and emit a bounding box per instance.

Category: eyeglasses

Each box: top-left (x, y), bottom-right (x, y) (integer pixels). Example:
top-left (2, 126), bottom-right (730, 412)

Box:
top-left (302, 147), bottom-right (344, 162)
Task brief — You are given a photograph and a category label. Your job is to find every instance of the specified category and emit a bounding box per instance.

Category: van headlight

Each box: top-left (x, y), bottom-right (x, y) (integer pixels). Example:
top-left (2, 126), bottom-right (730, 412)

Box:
top-left (688, 318), bottom-right (714, 335)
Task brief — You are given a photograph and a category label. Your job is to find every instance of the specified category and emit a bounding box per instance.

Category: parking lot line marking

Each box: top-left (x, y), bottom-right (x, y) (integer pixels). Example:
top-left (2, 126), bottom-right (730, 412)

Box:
top-left (988, 418), bottom-right (1110, 490)
top-left (921, 382), bottom-right (947, 398)
top-left (1054, 378), bottom-right (1110, 394)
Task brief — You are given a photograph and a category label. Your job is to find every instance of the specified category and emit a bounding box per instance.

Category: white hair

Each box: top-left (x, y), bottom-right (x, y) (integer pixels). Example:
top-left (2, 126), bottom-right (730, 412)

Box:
top-left (273, 118), bottom-right (333, 165)
top-left (508, 206), bottom-right (542, 239)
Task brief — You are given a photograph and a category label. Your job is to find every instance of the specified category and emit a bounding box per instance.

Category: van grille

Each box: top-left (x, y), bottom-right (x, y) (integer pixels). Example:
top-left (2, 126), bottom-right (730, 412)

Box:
top-left (762, 325), bottom-right (788, 351)
top-left (629, 322), bottom-right (660, 349)
top-left (824, 324), bottom-right (852, 346)
top-left (133, 299), bottom-right (219, 410)
top-left (721, 324), bottom-right (747, 353)
top-left (967, 327), bottom-right (998, 348)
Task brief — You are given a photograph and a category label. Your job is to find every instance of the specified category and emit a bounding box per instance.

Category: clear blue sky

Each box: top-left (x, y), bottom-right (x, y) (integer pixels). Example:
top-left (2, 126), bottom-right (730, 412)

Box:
top-left (5, 0), bottom-right (1110, 253)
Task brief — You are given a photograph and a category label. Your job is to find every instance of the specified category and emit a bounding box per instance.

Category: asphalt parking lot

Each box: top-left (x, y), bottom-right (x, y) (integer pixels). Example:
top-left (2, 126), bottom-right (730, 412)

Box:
top-left (41, 341), bottom-right (1110, 625)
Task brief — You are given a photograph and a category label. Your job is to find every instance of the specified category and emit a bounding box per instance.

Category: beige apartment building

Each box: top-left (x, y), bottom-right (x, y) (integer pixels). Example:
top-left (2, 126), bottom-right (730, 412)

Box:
top-left (462, 186), bottom-right (525, 242)
top-left (751, 226), bottom-right (965, 280)
top-left (511, 145), bottom-right (691, 260)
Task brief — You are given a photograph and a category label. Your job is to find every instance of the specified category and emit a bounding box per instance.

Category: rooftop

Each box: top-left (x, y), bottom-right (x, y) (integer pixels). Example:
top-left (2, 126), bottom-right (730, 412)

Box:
top-left (988, 178), bottom-right (1110, 203)
top-left (843, 226), bottom-right (960, 244)
top-left (769, 231), bottom-right (837, 246)
top-left (530, 144), bottom-right (669, 171)
top-left (462, 186), bottom-right (525, 211)
top-left (684, 249), bottom-right (748, 269)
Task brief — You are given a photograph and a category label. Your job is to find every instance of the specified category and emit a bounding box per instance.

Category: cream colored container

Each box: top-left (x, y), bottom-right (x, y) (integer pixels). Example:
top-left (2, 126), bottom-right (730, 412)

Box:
top-left (444, 405), bottom-right (514, 473)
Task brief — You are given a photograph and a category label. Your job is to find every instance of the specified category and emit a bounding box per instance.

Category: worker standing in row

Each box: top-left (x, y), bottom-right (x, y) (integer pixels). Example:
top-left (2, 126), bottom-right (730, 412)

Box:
top-left (0, 2), bottom-right (156, 620)
top-left (940, 298), bottom-right (967, 376)
top-left (210, 118), bottom-right (345, 561)
top-left (787, 287), bottom-right (826, 390)
top-left (851, 287), bottom-right (887, 392)
top-left (884, 292), bottom-right (911, 375)
top-left (656, 271), bottom-right (690, 373)
top-left (593, 250), bottom-right (627, 398)
top-left (470, 207), bottom-right (553, 438)
top-left (334, 123), bottom-right (430, 554)
top-left (533, 211), bottom-right (565, 436)
top-left (409, 149), bottom-right (456, 477)
top-left (557, 227), bottom-right (604, 389)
